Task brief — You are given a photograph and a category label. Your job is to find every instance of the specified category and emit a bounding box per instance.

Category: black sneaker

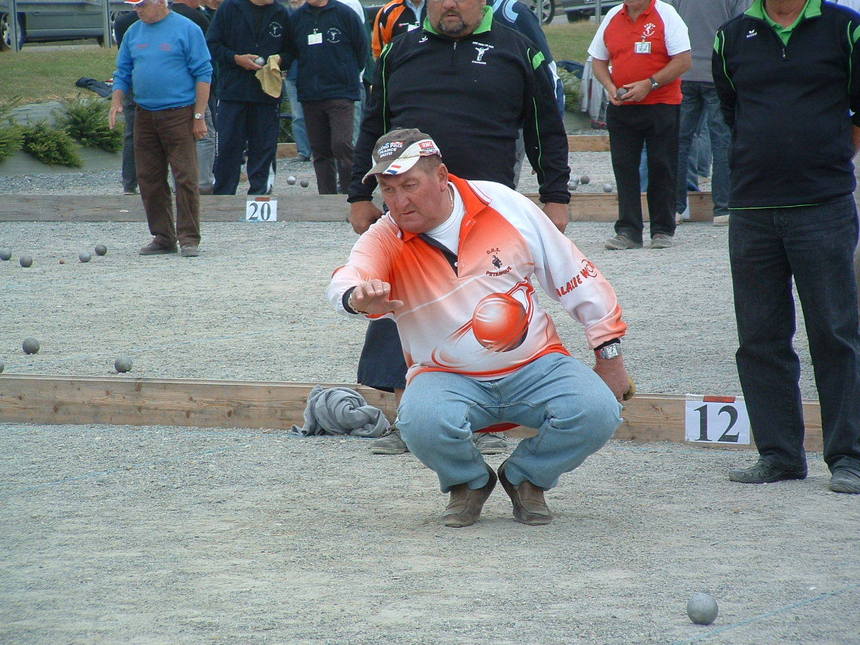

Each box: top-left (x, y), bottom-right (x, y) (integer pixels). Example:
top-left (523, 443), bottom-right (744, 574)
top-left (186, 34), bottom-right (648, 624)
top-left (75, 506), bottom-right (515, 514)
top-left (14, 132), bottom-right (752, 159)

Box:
top-left (829, 469), bottom-right (860, 494)
top-left (728, 458), bottom-right (807, 484)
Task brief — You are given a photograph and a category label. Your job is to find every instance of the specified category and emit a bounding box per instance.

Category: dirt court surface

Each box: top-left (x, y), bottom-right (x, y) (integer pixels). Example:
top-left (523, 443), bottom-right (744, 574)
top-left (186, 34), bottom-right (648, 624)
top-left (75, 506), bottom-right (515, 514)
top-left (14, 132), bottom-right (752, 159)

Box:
top-left (1, 219), bottom-right (854, 644)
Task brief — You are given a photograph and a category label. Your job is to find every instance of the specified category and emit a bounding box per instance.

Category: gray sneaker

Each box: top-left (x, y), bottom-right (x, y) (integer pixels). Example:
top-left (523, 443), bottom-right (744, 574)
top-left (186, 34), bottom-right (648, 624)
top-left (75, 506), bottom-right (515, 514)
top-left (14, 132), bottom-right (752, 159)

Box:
top-left (650, 233), bottom-right (673, 249)
top-left (605, 234), bottom-right (642, 250)
top-left (473, 432), bottom-right (508, 455)
top-left (371, 427), bottom-right (408, 455)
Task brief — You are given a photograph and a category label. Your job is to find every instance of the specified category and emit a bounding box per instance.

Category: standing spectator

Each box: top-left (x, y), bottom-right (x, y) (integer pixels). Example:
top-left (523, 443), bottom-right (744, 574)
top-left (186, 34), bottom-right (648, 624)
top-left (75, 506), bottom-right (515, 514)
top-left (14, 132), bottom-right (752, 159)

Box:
top-left (284, 0), bottom-right (312, 162)
top-left (114, 10), bottom-right (140, 195)
top-left (172, 0), bottom-right (218, 194)
top-left (346, 0), bottom-right (570, 456)
top-left (371, 0), bottom-right (425, 58)
top-left (207, 0), bottom-right (291, 195)
top-left (109, 0), bottom-right (211, 257)
top-left (587, 0), bottom-right (690, 250)
top-left (713, 0), bottom-right (860, 493)
top-left (282, 0), bottom-right (368, 194)
top-left (668, 0), bottom-right (748, 226)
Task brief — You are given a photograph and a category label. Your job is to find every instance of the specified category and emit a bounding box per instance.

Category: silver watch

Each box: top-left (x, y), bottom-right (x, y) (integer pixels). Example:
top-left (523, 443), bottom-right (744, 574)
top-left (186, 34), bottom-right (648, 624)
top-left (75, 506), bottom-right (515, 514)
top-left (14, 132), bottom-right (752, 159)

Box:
top-left (193, 112), bottom-right (204, 120)
top-left (595, 342), bottom-right (621, 360)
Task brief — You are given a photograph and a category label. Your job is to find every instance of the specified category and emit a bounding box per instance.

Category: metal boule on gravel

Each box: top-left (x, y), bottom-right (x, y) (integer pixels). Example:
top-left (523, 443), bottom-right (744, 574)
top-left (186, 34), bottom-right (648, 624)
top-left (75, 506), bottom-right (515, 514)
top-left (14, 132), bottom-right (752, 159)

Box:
top-left (94, 244), bottom-right (107, 256)
top-left (687, 592), bottom-right (719, 625)
top-left (603, 183), bottom-right (613, 193)
top-left (570, 174), bottom-right (580, 185)
top-left (580, 175), bottom-right (590, 185)
top-left (300, 179), bottom-right (309, 188)
top-left (569, 182), bottom-right (578, 191)
top-left (19, 255), bottom-right (33, 268)
top-left (0, 248), bottom-right (10, 261)
top-left (114, 356), bottom-right (133, 373)
top-left (22, 338), bottom-right (40, 355)
top-left (79, 251), bottom-right (92, 263)
top-left (287, 176), bottom-right (296, 185)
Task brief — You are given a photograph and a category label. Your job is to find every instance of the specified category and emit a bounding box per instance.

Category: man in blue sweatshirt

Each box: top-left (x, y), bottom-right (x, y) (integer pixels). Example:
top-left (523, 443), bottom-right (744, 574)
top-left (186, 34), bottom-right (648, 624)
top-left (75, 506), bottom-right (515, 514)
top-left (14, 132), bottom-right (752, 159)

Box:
top-left (109, 0), bottom-right (212, 257)
top-left (207, 0), bottom-right (291, 194)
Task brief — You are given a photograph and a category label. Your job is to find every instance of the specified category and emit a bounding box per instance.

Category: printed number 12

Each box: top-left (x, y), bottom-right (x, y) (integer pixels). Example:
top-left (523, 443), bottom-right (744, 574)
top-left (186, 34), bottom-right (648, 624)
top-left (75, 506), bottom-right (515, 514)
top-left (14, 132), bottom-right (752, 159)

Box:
top-left (693, 404), bottom-right (740, 443)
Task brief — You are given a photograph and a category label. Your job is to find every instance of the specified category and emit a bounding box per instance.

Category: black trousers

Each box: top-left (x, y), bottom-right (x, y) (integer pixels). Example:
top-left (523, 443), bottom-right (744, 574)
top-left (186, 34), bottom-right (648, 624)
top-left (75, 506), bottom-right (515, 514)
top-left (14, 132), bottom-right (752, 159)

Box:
top-left (607, 103), bottom-right (679, 243)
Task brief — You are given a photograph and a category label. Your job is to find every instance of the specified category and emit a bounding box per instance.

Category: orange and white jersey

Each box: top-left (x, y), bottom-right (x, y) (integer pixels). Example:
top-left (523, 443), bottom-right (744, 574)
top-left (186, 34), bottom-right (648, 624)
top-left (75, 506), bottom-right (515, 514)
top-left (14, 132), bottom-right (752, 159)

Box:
top-left (328, 174), bottom-right (627, 384)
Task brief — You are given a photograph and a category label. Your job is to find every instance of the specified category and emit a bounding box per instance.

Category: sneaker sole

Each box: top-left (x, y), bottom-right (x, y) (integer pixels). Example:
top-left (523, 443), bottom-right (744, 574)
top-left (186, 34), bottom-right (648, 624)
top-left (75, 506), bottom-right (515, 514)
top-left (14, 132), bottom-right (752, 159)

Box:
top-left (370, 446), bottom-right (409, 455)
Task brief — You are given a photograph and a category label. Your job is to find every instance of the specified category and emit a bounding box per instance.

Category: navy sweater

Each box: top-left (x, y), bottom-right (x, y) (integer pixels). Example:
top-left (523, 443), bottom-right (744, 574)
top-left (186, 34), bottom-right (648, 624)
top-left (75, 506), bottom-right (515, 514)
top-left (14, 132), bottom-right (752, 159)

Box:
top-left (713, 0), bottom-right (860, 208)
top-left (281, 0), bottom-right (368, 103)
top-left (206, 0), bottom-right (291, 103)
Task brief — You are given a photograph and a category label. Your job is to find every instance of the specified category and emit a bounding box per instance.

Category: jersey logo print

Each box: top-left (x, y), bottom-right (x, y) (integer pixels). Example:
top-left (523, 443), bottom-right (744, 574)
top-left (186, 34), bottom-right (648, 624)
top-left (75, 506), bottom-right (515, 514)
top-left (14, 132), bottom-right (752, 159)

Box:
top-left (472, 43), bottom-right (493, 65)
top-left (326, 27), bottom-right (343, 44)
top-left (269, 21), bottom-right (283, 38)
top-left (485, 248), bottom-right (512, 276)
top-left (642, 23), bottom-right (656, 39)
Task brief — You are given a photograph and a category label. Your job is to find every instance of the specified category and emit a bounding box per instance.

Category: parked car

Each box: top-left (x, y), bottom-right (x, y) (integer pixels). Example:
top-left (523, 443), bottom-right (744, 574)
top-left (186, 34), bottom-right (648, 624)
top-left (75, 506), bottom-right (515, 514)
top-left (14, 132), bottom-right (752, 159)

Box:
top-left (1, 0), bottom-right (128, 50)
top-left (560, 0), bottom-right (622, 22)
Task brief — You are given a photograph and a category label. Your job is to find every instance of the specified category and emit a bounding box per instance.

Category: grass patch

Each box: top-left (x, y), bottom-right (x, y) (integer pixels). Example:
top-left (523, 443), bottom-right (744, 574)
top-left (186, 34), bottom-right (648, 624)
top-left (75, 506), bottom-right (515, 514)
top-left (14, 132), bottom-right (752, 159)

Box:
top-left (544, 21), bottom-right (598, 64)
top-left (0, 23), bottom-right (596, 105)
top-left (0, 45), bottom-right (118, 103)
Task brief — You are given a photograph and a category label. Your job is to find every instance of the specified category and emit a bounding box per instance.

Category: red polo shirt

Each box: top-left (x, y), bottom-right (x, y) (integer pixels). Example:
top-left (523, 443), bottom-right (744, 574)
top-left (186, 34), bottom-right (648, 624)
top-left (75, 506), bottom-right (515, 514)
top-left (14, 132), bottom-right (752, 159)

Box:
top-left (587, 0), bottom-right (690, 105)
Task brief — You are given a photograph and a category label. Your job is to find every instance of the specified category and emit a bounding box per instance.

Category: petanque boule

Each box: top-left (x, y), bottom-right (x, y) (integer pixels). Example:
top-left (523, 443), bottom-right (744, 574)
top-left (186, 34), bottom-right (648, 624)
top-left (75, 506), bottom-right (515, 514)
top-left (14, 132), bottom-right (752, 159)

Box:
top-left (114, 356), bottom-right (133, 373)
top-left (254, 56), bottom-right (265, 66)
top-left (580, 175), bottom-right (590, 185)
top-left (22, 338), bottom-right (40, 355)
top-left (19, 255), bottom-right (33, 268)
top-left (569, 182), bottom-right (578, 191)
top-left (603, 183), bottom-right (613, 193)
top-left (300, 179), bottom-right (309, 188)
top-left (616, 87), bottom-right (628, 100)
top-left (79, 251), bottom-right (92, 263)
top-left (287, 175), bottom-right (296, 185)
top-left (0, 248), bottom-right (10, 261)
top-left (687, 592), bottom-right (719, 625)
top-left (94, 244), bottom-right (107, 256)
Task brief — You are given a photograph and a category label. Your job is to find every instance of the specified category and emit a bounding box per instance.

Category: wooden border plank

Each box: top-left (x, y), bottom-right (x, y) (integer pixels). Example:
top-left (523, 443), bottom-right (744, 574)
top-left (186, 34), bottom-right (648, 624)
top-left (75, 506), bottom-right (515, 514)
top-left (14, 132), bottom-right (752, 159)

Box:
top-left (0, 375), bottom-right (822, 451)
top-left (0, 192), bottom-right (716, 223)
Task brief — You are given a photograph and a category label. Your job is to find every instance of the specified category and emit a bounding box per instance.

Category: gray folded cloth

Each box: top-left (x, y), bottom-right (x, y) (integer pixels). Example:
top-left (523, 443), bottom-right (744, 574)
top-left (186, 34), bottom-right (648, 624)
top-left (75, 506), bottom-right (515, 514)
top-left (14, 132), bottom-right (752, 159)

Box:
top-left (290, 385), bottom-right (390, 438)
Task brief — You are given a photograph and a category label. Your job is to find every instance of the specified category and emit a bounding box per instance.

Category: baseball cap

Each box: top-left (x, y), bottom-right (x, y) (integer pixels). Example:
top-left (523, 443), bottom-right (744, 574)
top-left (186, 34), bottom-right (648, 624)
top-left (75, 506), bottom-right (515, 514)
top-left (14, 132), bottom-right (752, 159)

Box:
top-left (362, 129), bottom-right (442, 183)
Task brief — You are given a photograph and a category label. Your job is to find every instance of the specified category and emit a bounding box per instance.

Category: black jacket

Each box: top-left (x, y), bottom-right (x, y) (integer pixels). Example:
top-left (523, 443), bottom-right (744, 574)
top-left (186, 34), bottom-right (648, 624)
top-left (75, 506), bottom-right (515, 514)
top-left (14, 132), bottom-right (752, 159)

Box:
top-left (207, 0), bottom-right (291, 103)
top-left (281, 0), bottom-right (368, 103)
top-left (713, 0), bottom-right (860, 208)
top-left (348, 7), bottom-right (570, 204)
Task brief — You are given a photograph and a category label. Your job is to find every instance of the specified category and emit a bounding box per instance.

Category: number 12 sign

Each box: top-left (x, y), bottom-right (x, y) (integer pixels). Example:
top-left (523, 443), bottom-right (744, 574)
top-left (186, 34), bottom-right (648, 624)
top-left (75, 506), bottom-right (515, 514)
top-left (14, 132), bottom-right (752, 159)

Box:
top-left (684, 396), bottom-right (751, 445)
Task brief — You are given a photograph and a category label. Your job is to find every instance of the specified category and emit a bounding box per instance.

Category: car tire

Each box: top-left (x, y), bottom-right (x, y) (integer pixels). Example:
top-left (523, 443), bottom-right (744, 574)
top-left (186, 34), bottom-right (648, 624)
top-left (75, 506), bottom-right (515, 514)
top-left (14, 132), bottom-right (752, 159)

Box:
top-left (0, 12), bottom-right (24, 51)
top-left (525, 0), bottom-right (555, 25)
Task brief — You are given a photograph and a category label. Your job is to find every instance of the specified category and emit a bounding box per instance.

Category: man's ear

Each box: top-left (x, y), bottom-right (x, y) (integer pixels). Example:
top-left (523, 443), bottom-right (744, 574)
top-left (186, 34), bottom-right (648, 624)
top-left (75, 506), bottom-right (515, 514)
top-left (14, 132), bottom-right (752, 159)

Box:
top-left (437, 162), bottom-right (449, 185)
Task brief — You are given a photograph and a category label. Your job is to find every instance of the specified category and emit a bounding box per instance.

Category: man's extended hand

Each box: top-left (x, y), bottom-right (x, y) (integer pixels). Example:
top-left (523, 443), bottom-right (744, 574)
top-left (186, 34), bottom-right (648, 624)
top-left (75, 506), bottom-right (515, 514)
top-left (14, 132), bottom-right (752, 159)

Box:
top-left (235, 53), bottom-right (263, 70)
top-left (192, 117), bottom-right (207, 140)
top-left (543, 202), bottom-right (569, 233)
top-left (348, 279), bottom-right (404, 315)
top-left (349, 200), bottom-right (384, 235)
top-left (593, 354), bottom-right (634, 402)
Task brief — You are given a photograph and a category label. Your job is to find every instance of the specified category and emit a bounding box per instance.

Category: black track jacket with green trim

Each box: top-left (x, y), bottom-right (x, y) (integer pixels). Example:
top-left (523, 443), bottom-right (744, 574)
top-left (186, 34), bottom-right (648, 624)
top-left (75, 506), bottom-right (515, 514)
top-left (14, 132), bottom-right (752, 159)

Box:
top-left (348, 6), bottom-right (570, 205)
top-left (712, 0), bottom-right (860, 208)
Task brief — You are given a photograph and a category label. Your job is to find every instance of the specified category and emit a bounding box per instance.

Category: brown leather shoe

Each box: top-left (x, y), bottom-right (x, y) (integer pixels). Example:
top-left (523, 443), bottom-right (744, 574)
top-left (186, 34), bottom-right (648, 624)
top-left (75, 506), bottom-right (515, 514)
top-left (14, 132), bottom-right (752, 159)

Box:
top-left (498, 460), bottom-right (552, 525)
top-left (442, 464), bottom-right (497, 528)
top-left (139, 240), bottom-right (177, 255)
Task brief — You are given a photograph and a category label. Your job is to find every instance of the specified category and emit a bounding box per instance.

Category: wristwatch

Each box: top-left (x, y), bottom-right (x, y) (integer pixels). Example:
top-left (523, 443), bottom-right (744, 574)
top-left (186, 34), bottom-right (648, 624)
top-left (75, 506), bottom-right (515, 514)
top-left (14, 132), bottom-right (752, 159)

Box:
top-left (193, 112), bottom-right (204, 120)
top-left (649, 77), bottom-right (660, 90)
top-left (595, 340), bottom-right (621, 360)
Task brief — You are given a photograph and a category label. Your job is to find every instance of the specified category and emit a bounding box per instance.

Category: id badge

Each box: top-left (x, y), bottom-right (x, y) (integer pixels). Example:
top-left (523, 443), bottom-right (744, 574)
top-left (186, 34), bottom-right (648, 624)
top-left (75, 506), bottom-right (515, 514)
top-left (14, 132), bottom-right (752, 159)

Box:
top-left (635, 41), bottom-right (651, 54)
top-left (308, 31), bottom-right (323, 45)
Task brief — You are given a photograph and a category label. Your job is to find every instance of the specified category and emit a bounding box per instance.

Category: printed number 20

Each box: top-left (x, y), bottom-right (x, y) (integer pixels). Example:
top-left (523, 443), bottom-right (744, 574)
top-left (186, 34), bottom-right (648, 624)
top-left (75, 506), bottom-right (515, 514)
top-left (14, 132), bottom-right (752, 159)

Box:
top-left (248, 202), bottom-right (273, 221)
top-left (693, 404), bottom-right (739, 443)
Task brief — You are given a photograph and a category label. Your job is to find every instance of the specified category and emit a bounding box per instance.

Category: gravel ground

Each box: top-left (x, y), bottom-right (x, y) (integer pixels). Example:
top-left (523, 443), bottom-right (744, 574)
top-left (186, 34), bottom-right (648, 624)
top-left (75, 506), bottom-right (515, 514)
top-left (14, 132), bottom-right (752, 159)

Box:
top-left (2, 154), bottom-right (848, 645)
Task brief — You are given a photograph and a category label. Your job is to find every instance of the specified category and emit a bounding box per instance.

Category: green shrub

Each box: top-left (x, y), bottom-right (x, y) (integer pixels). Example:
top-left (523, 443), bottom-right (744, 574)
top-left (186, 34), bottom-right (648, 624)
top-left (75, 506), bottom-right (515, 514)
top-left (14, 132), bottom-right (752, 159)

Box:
top-left (0, 124), bottom-right (23, 163)
top-left (58, 97), bottom-right (123, 153)
top-left (558, 67), bottom-right (582, 113)
top-left (21, 122), bottom-right (82, 167)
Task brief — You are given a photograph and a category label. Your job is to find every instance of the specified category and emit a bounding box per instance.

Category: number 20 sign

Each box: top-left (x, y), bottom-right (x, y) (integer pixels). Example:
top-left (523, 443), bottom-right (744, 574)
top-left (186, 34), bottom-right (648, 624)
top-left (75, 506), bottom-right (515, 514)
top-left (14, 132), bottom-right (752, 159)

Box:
top-left (684, 396), bottom-right (751, 445)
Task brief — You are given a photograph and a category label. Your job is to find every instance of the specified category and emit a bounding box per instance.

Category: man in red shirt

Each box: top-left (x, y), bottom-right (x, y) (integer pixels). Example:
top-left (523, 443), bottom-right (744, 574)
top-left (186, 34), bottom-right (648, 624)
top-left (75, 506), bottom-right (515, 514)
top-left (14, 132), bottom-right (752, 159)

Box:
top-left (588, 0), bottom-right (690, 250)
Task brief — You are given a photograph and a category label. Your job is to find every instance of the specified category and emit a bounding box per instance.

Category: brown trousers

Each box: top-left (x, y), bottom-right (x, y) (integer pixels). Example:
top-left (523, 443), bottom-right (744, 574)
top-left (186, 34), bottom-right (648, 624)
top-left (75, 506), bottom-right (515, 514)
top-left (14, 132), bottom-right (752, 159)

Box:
top-left (134, 105), bottom-right (201, 247)
top-left (302, 99), bottom-right (355, 195)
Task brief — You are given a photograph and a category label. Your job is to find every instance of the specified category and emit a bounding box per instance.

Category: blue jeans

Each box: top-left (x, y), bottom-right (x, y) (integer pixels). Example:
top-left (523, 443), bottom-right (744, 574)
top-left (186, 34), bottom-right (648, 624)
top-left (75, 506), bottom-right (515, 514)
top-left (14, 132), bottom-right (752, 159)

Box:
top-left (730, 195), bottom-right (860, 474)
top-left (285, 78), bottom-right (311, 159)
top-left (397, 353), bottom-right (621, 492)
top-left (676, 82), bottom-right (730, 217)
